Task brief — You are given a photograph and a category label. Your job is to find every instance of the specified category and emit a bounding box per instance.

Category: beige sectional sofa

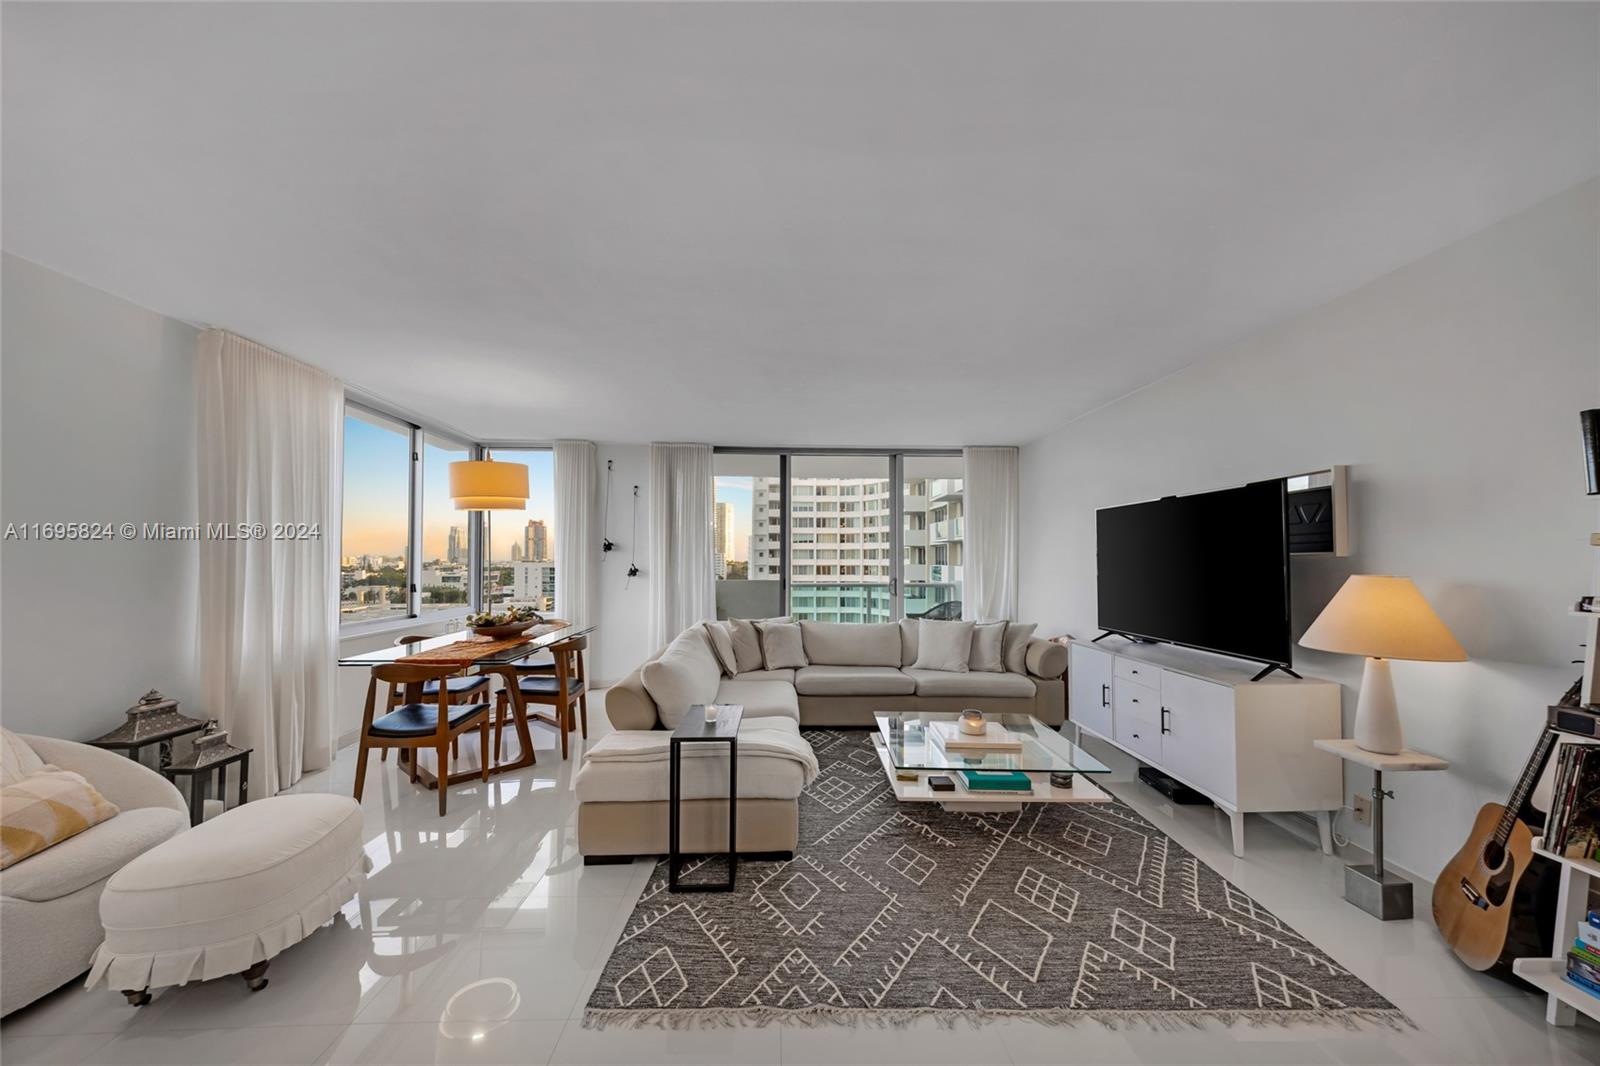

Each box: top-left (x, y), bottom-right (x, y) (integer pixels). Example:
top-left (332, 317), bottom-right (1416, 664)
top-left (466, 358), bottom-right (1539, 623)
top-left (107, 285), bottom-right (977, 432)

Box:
top-left (576, 619), bottom-right (1066, 860)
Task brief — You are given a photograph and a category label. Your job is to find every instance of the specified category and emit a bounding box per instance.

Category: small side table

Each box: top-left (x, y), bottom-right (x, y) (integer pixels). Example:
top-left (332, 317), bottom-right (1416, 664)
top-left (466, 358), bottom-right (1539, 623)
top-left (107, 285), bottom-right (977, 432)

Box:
top-left (1314, 738), bottom-right (1448, 920)
top-left (669, 704), bottom-right (743, 893)
top-left (163, 741), bottom-right (253, 827)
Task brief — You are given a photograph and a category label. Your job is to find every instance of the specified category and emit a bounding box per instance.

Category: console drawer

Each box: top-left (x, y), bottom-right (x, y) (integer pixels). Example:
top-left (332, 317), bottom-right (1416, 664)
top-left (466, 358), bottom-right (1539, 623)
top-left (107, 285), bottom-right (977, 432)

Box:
top-left (1113, 686), bottom-right (1163, 763)
top-left (1114, 657), bottom-right (1158, 688)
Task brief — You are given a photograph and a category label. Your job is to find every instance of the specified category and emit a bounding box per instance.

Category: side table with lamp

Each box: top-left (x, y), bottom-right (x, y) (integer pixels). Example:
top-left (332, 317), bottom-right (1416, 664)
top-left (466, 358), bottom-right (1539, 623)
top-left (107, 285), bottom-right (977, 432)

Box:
top-left (1300, 574), bottom-right (1468, 919)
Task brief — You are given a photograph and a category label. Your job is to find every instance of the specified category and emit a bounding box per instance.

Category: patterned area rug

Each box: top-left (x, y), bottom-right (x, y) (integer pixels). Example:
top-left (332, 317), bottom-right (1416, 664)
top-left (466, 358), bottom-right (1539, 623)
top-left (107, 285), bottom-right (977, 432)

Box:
top-left (584, 729), bottom-right (1407, 1030)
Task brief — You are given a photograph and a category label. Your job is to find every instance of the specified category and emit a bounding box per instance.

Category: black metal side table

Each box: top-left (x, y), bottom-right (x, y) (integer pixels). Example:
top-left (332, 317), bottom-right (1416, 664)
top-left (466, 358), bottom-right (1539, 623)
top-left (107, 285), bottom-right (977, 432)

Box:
top-left (163, 738), bottom-right (253, 827)
top-left (668, 703), bottom-right (743, 892)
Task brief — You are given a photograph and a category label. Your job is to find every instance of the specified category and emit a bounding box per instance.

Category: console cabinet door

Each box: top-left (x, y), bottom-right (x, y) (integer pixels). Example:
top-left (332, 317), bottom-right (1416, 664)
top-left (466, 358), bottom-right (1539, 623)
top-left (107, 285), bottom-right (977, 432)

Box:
top-left (1158, 671), bottom-right (1238, 804)
top-left (1068, 643), bottom-right (1114, 740)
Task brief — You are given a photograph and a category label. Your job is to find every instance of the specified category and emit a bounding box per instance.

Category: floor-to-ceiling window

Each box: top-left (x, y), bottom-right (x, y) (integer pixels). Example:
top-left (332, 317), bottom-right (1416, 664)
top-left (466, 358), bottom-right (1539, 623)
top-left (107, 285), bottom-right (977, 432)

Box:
top-left (712, 449), bottom-right (961, 622)
top-left (902, 455), bottom-right (964, 619)
top-left (713, 452), bottom-right (783, 619)
top-left (340, 406), bottom-right (414, 625)
top-left (419, 433), bottom-right (472, 614)
top-left (481, 447), bottom-right (558, 614)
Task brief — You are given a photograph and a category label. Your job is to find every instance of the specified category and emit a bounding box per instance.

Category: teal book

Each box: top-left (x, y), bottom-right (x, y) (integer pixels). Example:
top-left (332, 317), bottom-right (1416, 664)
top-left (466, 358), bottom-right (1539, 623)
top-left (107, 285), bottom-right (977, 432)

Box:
top-left (960, 770), bottom-right (1032, 791)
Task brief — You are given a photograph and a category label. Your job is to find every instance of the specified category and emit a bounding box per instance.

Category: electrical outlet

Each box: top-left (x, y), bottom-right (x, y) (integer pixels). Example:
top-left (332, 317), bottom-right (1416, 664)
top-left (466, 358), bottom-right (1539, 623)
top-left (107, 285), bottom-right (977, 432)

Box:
top-left (1352, 793), bottom-right (1372, 826)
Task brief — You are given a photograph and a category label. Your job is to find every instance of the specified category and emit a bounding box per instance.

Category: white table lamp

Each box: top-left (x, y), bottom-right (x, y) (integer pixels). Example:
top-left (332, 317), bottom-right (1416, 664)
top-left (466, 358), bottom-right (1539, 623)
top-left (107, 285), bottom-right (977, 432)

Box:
top-left (1299, 575), bottom-right (1467, 755)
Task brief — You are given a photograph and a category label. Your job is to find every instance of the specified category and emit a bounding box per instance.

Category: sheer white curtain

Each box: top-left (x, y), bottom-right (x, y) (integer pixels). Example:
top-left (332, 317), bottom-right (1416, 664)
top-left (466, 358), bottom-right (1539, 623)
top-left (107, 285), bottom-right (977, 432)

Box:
top-left (963, 446), bottom-right (1021, 622)
top-left (648, 443), bottom-right (715, 650)
top-left (196, 330), bottom-right (343, 797)
top-left (554, 440), bottom-right (598, 629)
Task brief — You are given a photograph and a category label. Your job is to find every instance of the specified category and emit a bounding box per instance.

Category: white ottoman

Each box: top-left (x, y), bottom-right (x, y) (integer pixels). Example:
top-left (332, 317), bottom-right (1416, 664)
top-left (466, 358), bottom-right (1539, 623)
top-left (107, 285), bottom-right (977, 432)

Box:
top-left (87, 793), bottom-right (365, 1003)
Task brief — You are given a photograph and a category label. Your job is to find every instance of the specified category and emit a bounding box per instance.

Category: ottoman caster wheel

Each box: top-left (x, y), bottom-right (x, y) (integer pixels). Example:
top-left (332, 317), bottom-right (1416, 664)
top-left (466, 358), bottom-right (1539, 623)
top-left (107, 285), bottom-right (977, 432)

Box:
top-left (240, 961), bottom-right (270, 992)
top-left (122, 989), bottom-right (152, 1007)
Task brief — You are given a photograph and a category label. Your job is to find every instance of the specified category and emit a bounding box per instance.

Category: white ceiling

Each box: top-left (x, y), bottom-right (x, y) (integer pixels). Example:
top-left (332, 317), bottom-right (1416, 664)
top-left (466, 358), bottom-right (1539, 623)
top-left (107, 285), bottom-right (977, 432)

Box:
top-left (4, 3), bottom-right (1596, 446)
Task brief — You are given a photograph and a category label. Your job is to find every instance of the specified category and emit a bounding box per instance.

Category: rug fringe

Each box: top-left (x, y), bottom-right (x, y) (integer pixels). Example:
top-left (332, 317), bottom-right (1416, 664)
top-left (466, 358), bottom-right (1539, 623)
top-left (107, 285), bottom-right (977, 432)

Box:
top-left (581, 1005), bottom-right (1414, 1033)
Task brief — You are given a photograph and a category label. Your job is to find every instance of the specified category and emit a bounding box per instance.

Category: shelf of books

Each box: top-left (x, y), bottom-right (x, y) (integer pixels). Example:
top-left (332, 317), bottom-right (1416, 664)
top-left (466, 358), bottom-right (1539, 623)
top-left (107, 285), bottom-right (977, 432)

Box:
top-left (1513, 838), bottom-right (1600, 1026)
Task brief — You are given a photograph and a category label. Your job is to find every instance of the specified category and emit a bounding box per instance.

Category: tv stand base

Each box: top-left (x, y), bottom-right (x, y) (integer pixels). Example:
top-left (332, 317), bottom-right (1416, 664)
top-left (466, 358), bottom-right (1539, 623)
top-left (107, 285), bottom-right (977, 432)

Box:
top-left (1249, 663), bottom-right (1302, 682)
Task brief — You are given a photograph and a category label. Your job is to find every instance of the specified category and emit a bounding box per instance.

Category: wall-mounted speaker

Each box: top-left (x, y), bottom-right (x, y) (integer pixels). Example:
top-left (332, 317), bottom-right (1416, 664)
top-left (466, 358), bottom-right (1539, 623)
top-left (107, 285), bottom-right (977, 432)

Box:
top-left (1582, 408), bottom-right (1599, 496)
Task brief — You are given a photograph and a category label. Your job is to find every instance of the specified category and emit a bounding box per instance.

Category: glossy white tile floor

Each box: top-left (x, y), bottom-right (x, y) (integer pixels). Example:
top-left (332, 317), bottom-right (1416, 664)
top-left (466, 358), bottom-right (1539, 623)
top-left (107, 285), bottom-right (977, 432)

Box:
top-left (4, 691), bottom-right (1597, 1065)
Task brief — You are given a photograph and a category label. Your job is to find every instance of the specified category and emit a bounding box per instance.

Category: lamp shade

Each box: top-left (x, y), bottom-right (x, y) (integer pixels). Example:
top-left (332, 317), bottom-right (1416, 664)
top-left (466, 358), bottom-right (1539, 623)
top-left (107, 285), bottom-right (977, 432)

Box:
top-left (449, 459), bottom-right (528, 510)
top-left (1299, 575), bottom-right (1467, 662)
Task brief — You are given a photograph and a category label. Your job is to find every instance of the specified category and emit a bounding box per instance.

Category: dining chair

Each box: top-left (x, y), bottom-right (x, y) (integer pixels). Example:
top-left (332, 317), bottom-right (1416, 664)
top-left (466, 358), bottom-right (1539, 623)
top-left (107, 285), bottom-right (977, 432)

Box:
top-left (381, 635), bottom-right (493, 765)
top-left (355, 663), bottom-right (491, 817)
top-left (492, 636), bottom-right (589, 762)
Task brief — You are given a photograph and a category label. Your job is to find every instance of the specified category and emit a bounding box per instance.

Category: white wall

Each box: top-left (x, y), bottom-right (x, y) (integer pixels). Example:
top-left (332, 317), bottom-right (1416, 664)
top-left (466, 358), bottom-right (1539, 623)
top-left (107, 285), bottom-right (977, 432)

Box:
top-left (1020, 179), bottom-right (1600, 881)
top-left (594, 444), bottom-right (652, 683)
top-left (1, 254), bottom-right (201, 739)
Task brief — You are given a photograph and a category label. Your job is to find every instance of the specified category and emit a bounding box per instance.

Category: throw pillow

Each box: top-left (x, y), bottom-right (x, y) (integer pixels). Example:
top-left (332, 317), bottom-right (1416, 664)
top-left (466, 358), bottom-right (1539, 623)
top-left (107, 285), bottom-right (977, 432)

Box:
top-left (728, 615), bottom-right (790, 674)
top-left (642, 627), bottom-right (723, 729)
top-left (899, 618), bottom-right (920, 667)
top-left (1, 767), bottom-right (119, 869)
top-left (702, 621), bottom-right (738, 677)
top-left (1003, 622), bottom-right (1038, 674)
top-left (969, 621), bottom-right (1008, 672)
top-left (758, 621), bottom-right (809, 671)
top-left (913, 620), bottom-right (975, 672)
top-left (0, 728), bottom-right (45, 789)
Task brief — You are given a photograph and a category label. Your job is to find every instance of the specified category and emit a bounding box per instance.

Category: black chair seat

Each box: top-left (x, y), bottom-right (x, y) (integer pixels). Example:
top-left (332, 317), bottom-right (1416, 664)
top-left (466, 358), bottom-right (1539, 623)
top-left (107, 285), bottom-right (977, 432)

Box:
top-left (515, 676), bottom-right (585, 697)
top-left (420, 675), bottom-right (490, 696)
top-left (370, 702), bottom-right (489, 737)
top-left (511, 656), bottom-right (556, 674)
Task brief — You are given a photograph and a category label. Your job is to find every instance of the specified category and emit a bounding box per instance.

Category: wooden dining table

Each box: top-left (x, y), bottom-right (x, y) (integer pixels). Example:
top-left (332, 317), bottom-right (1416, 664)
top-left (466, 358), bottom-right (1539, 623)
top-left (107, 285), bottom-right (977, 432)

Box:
top-left (338, 622), bottom-right (598, 788)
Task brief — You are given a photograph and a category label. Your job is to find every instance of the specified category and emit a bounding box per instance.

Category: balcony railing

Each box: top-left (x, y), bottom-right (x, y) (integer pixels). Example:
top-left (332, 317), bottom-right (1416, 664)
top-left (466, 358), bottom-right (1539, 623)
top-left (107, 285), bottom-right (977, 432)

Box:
top-left (715, 580), bottom-right (962, 624)
top-left (928, 478), bottom-right (963, 503)
top-left (930, 517), bottom-right (964, 542)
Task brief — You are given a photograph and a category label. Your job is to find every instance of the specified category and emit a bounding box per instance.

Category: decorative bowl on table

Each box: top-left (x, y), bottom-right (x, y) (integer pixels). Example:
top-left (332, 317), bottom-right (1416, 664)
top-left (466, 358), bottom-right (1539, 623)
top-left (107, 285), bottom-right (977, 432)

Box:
top-left (467, 607), bottom-right (543, 640)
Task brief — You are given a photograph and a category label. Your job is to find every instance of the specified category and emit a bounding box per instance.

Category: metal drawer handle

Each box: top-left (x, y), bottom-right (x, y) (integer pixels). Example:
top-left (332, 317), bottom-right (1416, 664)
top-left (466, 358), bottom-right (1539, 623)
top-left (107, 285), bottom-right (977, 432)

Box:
top-left (1161, 706), bottom-right (1171, 735)
top-left (1101, 683), bottom-right (1109, 707)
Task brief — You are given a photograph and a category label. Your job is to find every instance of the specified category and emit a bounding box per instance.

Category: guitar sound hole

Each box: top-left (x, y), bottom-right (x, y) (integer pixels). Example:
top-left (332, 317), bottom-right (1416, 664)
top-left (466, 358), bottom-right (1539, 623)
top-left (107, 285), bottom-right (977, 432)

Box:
top-left (1482, 840), bottom-right (1505, 869)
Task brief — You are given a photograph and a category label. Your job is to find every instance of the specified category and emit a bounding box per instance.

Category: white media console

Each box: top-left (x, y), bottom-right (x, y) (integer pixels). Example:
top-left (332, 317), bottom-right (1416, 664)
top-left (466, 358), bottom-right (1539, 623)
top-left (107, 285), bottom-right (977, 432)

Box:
top-left (1068, 638), bottom-right (1343, 856)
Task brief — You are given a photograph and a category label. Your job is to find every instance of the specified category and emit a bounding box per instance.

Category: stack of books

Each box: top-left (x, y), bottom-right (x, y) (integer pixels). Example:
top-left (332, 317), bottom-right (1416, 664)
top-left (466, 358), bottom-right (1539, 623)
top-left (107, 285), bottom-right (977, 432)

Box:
top-left (1545, 742), bottom-right (1600, 861)
top-left (958, 770), bottom-right (1034, 796)
top-left (1564, 912), bottom-right (1600, 999)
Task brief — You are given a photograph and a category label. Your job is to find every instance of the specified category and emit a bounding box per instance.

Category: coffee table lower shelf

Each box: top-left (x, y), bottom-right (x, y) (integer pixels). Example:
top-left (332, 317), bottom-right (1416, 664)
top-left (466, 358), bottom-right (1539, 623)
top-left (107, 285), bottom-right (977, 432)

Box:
top-left (871, 733), bottom-right (1112, 811)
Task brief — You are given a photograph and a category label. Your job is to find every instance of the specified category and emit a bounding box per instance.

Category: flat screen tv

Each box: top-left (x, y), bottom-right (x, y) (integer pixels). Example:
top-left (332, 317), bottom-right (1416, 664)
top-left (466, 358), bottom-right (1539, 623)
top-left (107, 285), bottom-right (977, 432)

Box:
top-left (1096, 480), bottom-right (1292, 668)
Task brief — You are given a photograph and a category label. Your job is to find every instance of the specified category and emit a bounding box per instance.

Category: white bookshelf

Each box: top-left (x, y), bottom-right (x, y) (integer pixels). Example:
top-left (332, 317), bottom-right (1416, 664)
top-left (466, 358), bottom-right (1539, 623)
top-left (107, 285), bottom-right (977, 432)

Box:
top-left (1511, 838), bottom-right (1600, 1026)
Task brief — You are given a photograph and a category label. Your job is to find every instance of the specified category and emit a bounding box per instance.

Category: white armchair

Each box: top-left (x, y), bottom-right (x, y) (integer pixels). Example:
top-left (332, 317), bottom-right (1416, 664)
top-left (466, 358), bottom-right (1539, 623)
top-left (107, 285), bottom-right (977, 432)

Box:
top-left (0, 735), bottom-right (188, 1016)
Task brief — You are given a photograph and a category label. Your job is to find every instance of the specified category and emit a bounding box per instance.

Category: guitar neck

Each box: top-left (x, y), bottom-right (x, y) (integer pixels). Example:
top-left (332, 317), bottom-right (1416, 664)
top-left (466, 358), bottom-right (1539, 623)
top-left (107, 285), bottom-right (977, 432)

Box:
top-left (1494, 728), bottom-right (1557, 844)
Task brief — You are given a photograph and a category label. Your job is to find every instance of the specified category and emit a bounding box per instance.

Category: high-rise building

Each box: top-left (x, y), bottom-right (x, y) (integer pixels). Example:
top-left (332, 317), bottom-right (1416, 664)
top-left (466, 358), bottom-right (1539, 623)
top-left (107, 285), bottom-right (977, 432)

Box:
top-left (446, 525), bottom-right (464, 564)
top-left (510, 541), bottom-right (523, 561)
top-left (524, 519), bottom-right (551, 563)
top-left (712, 501), bottom-right (733, 579)
top-left (749, 476), bottom-right (962, 623)
top-left (510, 561), bottom-right (556, 611)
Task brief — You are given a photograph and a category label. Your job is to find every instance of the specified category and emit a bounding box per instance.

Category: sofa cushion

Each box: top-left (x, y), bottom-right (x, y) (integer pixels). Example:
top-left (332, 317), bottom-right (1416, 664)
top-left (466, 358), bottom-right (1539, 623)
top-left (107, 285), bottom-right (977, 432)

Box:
top-left (574, 718), bottom-right (809, 803)
top-left (913, 620), bottom-right (974, 672)
top-left (794, 665), bottom-right (916, 696)
top-left (714, 679), bottom-right (800, 721)
top-left (758, 621), bottom-right (808, 670)
top-left (642, 627), bottom-right (723, 729)
top-left (733, 669), bottom-right (795, 683)
top-left (0, 805), bottom-right (187, 902)
top-left (702, 622), bottom-right (738, 677)
top-left (899, 618), bottom-right (920, 667)
top-left (969, 621), bottom-right (1007, 672)
top-left (902, 668), bottom-right (1037, 699)
top-left (728, 616), bottom-right (790, 673)
top-left (1003, 623), bottom-right (1038, 673)
top-left (800, 621), bottom-right (901, 667)
top-left (1026, 639), bottom-right (1069, 680)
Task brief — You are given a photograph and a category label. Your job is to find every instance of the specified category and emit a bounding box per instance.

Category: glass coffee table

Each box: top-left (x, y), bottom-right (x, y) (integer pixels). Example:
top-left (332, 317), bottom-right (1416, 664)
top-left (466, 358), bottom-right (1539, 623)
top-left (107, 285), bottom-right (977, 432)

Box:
top-left (872, 712), bottom-right (1113, 811)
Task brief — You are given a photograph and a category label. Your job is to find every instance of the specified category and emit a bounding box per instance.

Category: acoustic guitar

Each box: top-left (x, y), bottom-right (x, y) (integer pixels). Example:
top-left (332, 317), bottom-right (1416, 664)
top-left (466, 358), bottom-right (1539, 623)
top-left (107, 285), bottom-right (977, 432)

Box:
top-left (1432, 680), bottom-right (1577, 970)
